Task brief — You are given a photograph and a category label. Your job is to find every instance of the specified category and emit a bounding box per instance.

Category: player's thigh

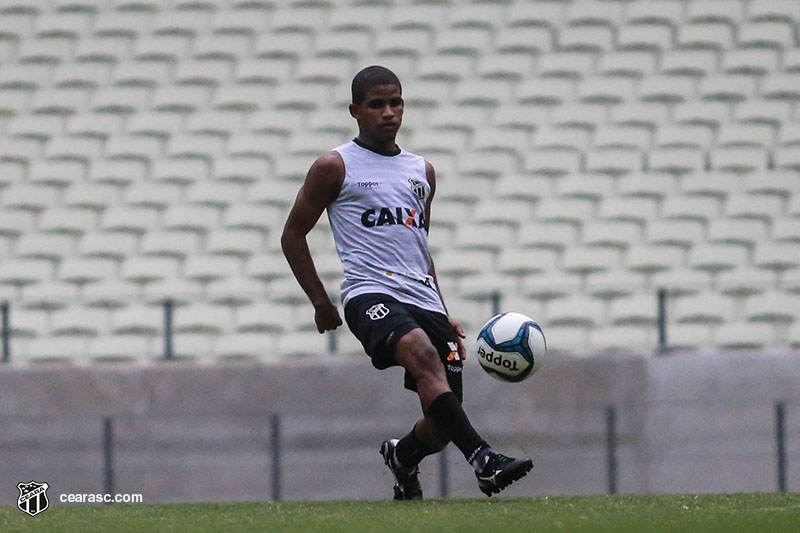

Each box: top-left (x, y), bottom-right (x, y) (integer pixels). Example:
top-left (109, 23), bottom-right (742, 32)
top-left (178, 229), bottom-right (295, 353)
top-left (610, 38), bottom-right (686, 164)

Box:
top-left (344, 293), bottom-right (418, 370)
top-left (395, 327), bottom-right (447, 380)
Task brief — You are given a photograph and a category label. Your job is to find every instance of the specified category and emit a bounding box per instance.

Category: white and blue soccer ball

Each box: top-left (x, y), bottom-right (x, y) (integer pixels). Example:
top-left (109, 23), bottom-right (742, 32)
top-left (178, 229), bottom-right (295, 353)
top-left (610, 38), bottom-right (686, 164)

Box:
top-left (476, 312), bottom-right (547, 383)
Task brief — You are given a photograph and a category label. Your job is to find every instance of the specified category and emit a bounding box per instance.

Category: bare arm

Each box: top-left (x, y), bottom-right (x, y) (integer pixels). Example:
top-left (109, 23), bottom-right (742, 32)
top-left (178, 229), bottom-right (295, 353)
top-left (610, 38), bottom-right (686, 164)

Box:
top-left (424, 161), bottom-right (467, 357)
top-left (281, 151), bottom-right (344, 333)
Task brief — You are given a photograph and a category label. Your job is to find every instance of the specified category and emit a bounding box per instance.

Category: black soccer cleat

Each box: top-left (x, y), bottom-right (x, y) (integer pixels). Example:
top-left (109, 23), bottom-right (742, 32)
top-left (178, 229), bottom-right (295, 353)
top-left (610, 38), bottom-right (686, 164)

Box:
top-left (380, 439), bottom-right (423, 501)
top-left (475, 452), bottom-right (534, 497)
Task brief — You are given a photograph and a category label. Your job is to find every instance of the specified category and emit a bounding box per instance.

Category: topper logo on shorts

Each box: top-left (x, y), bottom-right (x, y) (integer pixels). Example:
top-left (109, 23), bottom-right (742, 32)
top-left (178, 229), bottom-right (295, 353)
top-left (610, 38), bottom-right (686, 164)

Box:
top-left (366, 303), bottom-right (390, 320)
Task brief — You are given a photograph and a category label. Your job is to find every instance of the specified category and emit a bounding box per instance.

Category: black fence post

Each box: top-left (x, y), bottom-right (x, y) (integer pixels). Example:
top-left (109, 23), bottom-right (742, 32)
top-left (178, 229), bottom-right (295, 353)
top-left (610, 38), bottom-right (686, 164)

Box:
top-left (1, 301), bottom-right (9, 363)
top-left (103, 418), bottom-right (114, 501)
top-left (491, 291), bottom-right (501, 316)
top-left (328, 329), bottom-right (337, 355)
top-left (657, 288), bottom-right (667, 353)
top-left (163, 299), bottom-right (174, 360)
top-left (439, 446), bottom-right (449, 498)
top-left (776, 402), bottom-right (787, 493)
top-left (271, 413), bottom-right (281, 501)
top-left (606, 405), bottom-right (618, 494)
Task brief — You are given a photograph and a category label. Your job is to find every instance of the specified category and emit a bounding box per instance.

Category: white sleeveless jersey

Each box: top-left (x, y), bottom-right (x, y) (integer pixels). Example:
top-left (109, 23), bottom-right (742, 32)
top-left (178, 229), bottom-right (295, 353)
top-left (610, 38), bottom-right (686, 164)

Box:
top-left (328, 140), bottom-right (446, 314)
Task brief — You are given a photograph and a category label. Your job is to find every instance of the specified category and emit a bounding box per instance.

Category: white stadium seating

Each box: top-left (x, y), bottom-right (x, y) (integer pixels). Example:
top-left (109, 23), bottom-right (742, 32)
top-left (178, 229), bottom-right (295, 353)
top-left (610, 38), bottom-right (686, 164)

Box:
top-left (1, 0), bottom-right (799, 364)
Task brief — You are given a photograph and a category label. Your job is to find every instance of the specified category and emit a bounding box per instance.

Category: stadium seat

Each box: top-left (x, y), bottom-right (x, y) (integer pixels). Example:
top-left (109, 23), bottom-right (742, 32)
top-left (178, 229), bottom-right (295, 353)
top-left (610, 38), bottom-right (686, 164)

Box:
top-left (89, 335), bottom-right (153, 362)
top-left (689, 243), bottom-right (749, 273)
top-left (618, 174), bottom-right (675, 201)
top-left (772, 217), bottom-right (800, 243)
top-left (234, 302), bottom-right (295, 333)
top-left (16, 233), bottom-right (75, 261)
top-left (673, 292), bottom-right (735, 324)
top-left (664, 323), bottom-right (714, 352)
top-left (497, 248), bottom-right (558, 276)
top-left (517, 221), bottom-right (579, 251)
top-left (611, 102), bottom-right (670, 130)
top-left (754, 242), bottom-right (800, 271)
top-left (589, 326), bottom-right (653, 353)
top-left (522, 271), bottom-right (582, 302)
top-left (718, 268), bottom-right (776, 297)
top-left (598, 197), bottom-right (657, 226)
top-left (661, 49), bottom-right (718, 78)
top-left (674, 101), bottom-right (730, 129)
top-left (50, 306), bottom-right (108, 337)
top-left (20, 281), bottom-right (79, 311)
top-left (524, 149), bottom-right (581, 176)
top-left (3, 184), bottom-right (60, 212)
top-left (111, 305), bottom-right (163, 336)
top-left (723, 49), bottom-right (779, 77)
top-left (561, 246), bottom-right (620, 275)
top-left (214, 333), bottom-right (275, 361)
top-left (661, 196), bottom-right (722, 224)
top-left (746, 291), bottom-right (798, 324)
top-left (206, 276), bottom-right (265, 308)
top-left (609, 295), bottom-right (658, 326)
top-left (536, 197), bottom-right (594, 226)
top-left (707, 218), bottom-right (769, 247)
top-left (735, 100), bottom-right (792, 127)
top-left (455, 223), bottom-right (515, 252)
top-left (183, 255), bottom-right (241, 283)
top-left (652, 268), bottom-right (714, 297)
top-left (546, 296), bottom-right (605, 327)
top-left (81, 279), bottom-right (140, 309)
top-left (680, 171), bottom-right (740, 200)
top-left (7, 308), bottom-right (48, 339)
top-left (618, 25), bottom-right (672, 52)
top-left (58, 257), bottom-right (118, 285)
top-left (276, 331), bottom-right (330, 358)
top-left (725, 194), bottom-right (782, 223)
top-left (26, 336), bottom-right (88, 364)
top-left (584, 218), bottom-right (645, 251)
top-left (715, 322), bottom-right (775, 349)
top-left (173, 304), bottom-right (231, 335)
top-left (39, 207), bottom-right (97, 235)
top-left (585, 269), bottom-right (644, 301)
top-left (626, 245), bottom-right (685, 274)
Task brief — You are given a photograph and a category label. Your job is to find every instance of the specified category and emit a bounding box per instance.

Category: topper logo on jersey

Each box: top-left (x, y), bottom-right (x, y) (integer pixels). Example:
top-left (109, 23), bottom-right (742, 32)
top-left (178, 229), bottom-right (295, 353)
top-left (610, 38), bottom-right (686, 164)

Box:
top-left (408, 178), bottom-right (426, 199)
top-left (360, 207), bottom-right (428, 229)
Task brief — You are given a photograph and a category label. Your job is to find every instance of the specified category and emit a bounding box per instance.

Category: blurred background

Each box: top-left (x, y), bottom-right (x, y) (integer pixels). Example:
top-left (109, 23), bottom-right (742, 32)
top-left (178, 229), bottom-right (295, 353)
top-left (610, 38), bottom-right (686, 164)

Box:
top-left (0, 0), bottom-right (799, 503)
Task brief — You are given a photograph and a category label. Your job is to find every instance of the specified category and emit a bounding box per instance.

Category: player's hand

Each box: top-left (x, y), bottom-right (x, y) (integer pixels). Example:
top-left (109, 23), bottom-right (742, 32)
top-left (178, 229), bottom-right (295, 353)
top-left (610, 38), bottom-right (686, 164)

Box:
top-left (314, 302), bottom-right (342, 333)
top-left (448, 317), bottom-right (467, 360)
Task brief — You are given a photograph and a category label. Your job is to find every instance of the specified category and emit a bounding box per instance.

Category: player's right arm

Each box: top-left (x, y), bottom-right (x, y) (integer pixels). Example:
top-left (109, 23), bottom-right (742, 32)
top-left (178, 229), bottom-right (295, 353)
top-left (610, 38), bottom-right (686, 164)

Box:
top-left (281, 151), bottom-right (345, 333)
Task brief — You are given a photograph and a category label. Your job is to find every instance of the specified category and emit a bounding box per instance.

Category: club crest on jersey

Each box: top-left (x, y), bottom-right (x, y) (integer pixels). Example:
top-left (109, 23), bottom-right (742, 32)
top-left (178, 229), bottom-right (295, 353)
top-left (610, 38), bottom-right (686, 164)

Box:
top-left (366, 303), bottom-right (390, 320)
top-left (408, 178), bottom-right (426, 199)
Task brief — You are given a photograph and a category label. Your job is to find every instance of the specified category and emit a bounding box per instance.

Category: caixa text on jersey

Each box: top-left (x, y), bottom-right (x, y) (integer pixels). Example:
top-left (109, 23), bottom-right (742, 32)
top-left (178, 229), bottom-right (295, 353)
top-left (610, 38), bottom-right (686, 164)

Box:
top-left (360, 207), bottom-right (428, 229)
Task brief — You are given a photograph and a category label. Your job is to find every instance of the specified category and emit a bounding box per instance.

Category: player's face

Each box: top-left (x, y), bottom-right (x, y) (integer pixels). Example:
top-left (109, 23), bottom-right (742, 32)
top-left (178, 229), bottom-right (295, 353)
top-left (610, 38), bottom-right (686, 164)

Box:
top-left (350, 84), bottom-right (404, 145)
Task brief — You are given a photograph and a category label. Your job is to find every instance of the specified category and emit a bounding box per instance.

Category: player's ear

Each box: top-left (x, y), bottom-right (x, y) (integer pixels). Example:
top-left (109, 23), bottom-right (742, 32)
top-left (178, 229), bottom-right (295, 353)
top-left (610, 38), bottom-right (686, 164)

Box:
top-left (348, 103), bottom-right (360, 120)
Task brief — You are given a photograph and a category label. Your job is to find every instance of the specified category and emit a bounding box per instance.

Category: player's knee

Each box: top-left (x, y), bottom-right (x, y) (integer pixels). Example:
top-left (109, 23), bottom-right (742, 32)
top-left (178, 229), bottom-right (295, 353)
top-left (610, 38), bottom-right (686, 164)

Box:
top-left (396, 330), bottom-right (444, 382)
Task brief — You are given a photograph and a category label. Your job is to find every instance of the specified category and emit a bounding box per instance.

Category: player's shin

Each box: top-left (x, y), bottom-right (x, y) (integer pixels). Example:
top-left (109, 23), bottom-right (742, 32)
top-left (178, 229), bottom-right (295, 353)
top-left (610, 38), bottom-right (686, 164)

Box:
top-left (425, 391), bottom-right (492, 471)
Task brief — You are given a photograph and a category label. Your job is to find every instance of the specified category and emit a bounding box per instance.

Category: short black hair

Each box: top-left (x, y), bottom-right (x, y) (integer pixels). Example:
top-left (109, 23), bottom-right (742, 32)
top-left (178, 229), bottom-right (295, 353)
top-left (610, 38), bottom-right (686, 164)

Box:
top-left (351, 65), bottom-right (402, 105)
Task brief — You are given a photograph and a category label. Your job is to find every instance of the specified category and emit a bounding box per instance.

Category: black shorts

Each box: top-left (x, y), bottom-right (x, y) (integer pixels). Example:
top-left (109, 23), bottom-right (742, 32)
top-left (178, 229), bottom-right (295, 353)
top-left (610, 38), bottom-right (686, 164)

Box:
top-left (344, 293), bottom-right (463, 401)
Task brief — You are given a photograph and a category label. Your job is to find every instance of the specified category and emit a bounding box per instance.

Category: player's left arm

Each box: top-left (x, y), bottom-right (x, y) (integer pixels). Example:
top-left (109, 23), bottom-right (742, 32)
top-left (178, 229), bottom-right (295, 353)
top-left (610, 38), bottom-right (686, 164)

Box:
top-left (424, 160), bottom-right (467, 359)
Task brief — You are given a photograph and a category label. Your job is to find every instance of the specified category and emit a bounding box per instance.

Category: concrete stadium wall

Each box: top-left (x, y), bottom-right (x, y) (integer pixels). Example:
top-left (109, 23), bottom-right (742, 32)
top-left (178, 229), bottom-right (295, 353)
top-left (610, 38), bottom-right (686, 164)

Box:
top-left (1, 351), bottom-right (799, 504)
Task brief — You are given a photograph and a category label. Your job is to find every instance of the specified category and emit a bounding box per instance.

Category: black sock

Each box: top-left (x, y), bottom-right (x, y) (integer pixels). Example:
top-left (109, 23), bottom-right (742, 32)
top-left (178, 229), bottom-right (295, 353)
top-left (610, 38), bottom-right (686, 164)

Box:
top-left (395, 427), bottom-right (435, 468)
top-left (426, 391), bottom-right (491, 468)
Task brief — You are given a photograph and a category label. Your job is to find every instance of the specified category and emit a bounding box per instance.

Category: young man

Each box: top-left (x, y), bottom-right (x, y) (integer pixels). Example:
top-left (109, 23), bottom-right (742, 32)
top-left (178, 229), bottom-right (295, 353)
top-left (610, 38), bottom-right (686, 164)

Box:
top-left (281, 66), bottom-right (533, 499)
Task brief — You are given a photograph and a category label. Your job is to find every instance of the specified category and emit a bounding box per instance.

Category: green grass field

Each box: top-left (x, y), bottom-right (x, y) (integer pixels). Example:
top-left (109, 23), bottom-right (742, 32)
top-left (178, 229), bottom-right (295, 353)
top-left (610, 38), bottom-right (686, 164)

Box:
top-left (2, 494), bottom-right (799, 532)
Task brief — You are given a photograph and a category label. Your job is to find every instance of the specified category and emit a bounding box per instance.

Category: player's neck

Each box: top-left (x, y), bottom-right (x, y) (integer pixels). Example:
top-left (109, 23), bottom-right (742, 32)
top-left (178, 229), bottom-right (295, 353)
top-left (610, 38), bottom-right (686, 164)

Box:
top-left (353, 135), bottom-right (400, 157)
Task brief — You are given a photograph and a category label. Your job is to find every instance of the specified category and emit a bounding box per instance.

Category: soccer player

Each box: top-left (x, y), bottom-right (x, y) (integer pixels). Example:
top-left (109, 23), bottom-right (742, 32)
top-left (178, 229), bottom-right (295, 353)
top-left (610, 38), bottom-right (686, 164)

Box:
top-left (281, 65), bottom-right (533, 499)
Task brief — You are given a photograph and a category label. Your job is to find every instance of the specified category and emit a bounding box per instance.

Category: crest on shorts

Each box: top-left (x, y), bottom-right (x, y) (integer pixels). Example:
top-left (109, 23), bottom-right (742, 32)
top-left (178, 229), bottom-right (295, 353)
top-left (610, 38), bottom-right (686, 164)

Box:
top-left (366, 303), bottom-right (390, 320)
top-left (408, 178), bottom-right (426, 200)
top-left (17, 481), bottom-right (49, 516)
